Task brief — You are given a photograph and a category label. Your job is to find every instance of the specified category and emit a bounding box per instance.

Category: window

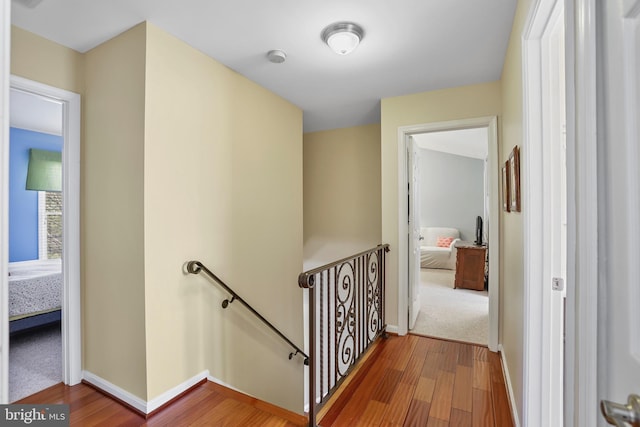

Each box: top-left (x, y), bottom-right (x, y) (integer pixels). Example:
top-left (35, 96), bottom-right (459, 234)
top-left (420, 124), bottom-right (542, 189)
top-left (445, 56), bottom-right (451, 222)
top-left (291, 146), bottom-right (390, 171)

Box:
top-left (38, 191), bottom-right (62, 259)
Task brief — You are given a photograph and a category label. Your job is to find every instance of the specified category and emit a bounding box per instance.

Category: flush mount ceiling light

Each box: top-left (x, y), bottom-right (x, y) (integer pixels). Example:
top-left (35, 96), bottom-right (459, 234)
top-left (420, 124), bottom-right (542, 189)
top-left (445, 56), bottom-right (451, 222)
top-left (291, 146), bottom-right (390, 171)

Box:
top-left (321, 22), bottom-right (364, 55)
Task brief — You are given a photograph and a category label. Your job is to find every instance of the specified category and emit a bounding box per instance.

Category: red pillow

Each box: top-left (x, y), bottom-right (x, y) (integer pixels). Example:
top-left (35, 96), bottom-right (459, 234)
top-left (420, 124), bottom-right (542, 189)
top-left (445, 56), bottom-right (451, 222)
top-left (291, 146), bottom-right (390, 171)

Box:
top-left (436, 236), bottom-right (454, 248)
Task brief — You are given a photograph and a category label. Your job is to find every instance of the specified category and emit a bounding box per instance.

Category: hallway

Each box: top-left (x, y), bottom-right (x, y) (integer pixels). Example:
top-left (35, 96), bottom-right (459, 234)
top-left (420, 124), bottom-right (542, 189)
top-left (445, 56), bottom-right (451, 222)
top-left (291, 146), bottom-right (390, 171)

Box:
top-left (18, 335), bottom-right (513, 426)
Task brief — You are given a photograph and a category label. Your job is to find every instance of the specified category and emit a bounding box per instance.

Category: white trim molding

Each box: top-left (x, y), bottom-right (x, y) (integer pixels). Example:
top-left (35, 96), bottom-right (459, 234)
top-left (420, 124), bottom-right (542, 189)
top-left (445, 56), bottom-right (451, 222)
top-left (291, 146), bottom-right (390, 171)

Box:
top-left (522, 0), bottom-right (600, 426)
top-left (498, 344), bottom-right (521, 427)
top-left (9, 76), bottom-right (83, 386)
top-left (82, 370), bottom-right (210, 415)
top-left (82, 371), bottom-right (148, 414)
top-left (565, 0), bottom-right (599, 425)
top-left (396, 116), bottom-right (500, 352)
top-left (207, 375), bottom-right (255, 398)
top-left (148, 370), bottom-right (209, 413)
top-left (521, 1), bottom-right (567, 425)
top-left (385, 324), bottom-right (399, 335)
top-left (0, 0), bottom-right (10, 405)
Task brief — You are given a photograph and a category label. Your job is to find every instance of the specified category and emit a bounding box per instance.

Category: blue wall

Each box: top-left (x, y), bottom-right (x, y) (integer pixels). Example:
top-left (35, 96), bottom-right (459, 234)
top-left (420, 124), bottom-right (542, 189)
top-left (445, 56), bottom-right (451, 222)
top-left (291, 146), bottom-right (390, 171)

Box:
top-left (9, 128), bottom-right (62, 262)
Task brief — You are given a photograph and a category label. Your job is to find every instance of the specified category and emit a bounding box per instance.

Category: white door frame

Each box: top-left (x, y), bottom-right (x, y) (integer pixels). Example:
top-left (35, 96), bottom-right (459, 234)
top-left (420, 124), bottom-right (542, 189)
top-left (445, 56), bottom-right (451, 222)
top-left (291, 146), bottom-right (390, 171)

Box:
top-left (522, 1), bottom-right (566, 425)
top-left (0, 0), bottom-right (10, 404)
top-left (396, 116), bottom-right (499, 352)
top-left (2, 75), bottom-right (82, 397)
top-left (522, 0), bottom-right (599, 425)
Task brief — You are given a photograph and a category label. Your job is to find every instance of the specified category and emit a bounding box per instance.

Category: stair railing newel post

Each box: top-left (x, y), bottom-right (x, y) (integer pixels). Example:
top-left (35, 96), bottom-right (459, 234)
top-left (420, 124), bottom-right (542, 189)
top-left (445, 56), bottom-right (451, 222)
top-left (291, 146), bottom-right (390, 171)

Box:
top-left (309, 278), bottom-right (317, 427)
top-left (297, 269), bottom-right (317, 427)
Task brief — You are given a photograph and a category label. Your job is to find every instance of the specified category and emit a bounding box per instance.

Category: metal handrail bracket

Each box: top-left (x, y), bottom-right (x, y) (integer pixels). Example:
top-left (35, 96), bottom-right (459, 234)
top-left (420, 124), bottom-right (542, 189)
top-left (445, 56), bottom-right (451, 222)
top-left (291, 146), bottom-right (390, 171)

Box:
top-left (186, 260), bottom-right (309, 365)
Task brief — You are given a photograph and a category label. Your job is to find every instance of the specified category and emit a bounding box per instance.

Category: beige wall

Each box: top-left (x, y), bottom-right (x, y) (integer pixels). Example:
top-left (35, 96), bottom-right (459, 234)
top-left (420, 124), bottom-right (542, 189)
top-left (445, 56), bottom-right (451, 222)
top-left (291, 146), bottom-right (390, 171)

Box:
top-left (144, 23), bottom-right (304, 410)
top-left (11, 26), bottom-right (84, 94)
top-left (499, 0), bottom-right (532, 422)
top-left (12, 22), bottom-right (305, 411)
top-left (303, 124), bottom-right (381, 268)
top-left (380, 81), bottom-right (501, 328)
top-left (83, 23), bottom-right (148, 399)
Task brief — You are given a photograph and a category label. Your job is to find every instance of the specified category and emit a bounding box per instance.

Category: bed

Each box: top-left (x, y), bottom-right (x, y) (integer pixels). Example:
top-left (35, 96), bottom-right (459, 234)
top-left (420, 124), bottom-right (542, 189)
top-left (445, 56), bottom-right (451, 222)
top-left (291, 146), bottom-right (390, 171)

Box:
top-left (8, 259), bottom-right (62, 334)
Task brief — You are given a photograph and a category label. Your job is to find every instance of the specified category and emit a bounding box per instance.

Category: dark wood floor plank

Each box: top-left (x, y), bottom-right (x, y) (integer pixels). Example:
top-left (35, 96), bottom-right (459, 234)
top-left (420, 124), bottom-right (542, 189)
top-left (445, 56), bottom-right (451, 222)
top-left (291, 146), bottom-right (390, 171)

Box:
top-left (472, 389), bottom-right (495, 427)
top-left (329, 352), bottom-right (394, 426)
top-left (379, 382), bottom-right (415, 426)
top-left (473, 346), bottom-right (488, 362)
top-left (451, 365), bottom-right (473, 412)
top-left (458, 344), bottom-right (474, 367)
top-left (390, 334), bottom-right (418, 371)
top-left (146, 389), bottom-right (225, 426)
top-left (318, 338), bottom-right (388, 426)
top-left (450, 408), bottom-right (472, 427)
top-left (403, 400), bottom-right (430, 427)
top-left (473, 359), bottom-right (491, 391)
top-left (371, 369), bottom-right (403, 403)
top-left (488, 351), bottom-right (506, 384)
top-left (426, 418), bottom-right (449, 427)
top-left (441, 341), bottom-right (461, 373)
top-left (427, 370), bottom-right (455, 421)
top-left (421, 352), bottom-right (443, 380)
top-left (355, 400), bottom-right (386, 427)
top-left (490, 376), bottom-right (514, 427)
top-left (412, 377), bottom-right (436, 403)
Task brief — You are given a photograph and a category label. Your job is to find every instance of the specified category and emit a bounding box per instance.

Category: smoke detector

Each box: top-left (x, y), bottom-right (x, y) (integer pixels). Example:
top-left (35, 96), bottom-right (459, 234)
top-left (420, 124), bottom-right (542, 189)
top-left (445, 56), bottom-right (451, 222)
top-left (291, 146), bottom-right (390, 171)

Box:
top-left (267, 50), bottom-right (287, 64)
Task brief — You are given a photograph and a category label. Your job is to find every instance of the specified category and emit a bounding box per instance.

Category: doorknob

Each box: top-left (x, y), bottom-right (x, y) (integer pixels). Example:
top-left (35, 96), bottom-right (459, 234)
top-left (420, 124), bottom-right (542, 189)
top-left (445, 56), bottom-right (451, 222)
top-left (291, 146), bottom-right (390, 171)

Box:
top-left (601, 394), bottom-right (640, 426)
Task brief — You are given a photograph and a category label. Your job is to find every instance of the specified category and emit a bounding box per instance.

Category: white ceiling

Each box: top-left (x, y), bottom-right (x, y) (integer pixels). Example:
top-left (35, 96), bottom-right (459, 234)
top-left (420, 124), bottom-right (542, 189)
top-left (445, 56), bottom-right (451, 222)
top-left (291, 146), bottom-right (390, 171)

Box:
top-left (414, 127), bottom-right (488, 160)
top-left (11, 0), bottom-right (517, 133)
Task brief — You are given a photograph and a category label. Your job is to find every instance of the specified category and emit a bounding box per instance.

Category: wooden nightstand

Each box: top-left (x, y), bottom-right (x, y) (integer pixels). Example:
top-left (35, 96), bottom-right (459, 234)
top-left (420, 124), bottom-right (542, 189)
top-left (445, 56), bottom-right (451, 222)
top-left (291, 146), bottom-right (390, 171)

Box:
top-left (454, 244), bottom-right (487, 291)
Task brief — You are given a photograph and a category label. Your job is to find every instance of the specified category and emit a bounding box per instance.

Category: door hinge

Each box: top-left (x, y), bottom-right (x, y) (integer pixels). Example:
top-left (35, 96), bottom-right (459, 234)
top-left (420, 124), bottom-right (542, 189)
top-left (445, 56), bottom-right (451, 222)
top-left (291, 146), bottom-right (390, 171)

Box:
top-left (552, 277), bottom-right (564, 291)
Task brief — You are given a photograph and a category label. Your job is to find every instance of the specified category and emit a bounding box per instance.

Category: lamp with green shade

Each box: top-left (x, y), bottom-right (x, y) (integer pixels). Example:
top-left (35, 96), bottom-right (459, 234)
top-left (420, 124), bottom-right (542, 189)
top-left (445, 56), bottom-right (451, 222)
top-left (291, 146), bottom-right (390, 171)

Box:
top-left (26, 148), bottom-right (62, 192)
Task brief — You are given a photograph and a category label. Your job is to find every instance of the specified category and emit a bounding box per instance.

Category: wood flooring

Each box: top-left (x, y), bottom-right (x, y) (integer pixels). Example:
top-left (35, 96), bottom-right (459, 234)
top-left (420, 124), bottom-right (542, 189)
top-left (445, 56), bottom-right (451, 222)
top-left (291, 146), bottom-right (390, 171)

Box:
top-left (317, 334), bottom-right (513, 426)
top-left (15, 335), bottom-right (513, 426)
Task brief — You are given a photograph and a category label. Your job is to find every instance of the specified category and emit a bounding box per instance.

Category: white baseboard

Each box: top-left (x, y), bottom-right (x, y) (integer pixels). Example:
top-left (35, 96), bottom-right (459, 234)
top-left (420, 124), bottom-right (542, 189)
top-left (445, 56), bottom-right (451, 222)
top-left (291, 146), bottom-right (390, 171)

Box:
top-left (82, 370), bottom-right (209, 414)
top-left (147, 370), bottom-right (209, 413)
top-left (207, 375), bottom-right (256, 399)
top-left (385, 324), bottom-right (399, 335)
top-left (82, 371), bottom-right (147, 414)
top-left (498, 345), bottom-right (521, 427)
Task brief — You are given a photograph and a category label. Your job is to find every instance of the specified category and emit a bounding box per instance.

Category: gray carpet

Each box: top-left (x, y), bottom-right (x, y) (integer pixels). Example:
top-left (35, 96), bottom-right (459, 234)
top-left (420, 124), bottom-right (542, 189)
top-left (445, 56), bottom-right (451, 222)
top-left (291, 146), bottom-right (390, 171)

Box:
top-left (9, 324), bottom-right (62, 402)
top-left (411, 268), bottom-right (489, 345)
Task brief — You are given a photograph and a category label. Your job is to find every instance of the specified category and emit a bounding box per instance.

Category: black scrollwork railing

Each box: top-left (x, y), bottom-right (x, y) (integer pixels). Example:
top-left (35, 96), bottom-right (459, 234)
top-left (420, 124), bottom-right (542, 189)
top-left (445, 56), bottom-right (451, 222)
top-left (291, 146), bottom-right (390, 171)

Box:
top-left (186, 260), bottom-right (309, 364)
top-left (298, 244), bottom-right (389, 427)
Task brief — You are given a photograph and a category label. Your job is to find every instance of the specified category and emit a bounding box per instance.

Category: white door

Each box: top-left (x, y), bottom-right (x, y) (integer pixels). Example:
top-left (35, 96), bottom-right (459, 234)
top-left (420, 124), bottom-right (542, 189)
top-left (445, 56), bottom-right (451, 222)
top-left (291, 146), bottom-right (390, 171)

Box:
top-left (597, 0), bottom-right (640, 424)
top-left (407, 136), bottom-right (421, 329)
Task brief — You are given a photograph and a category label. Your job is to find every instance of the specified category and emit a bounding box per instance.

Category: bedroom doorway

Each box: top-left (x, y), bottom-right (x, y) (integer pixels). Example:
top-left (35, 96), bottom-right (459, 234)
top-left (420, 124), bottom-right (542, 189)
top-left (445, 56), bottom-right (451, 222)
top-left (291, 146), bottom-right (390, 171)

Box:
top-left (410, 128), bottom-right (490, 346)
top-left (397, 116), bottom-right (499, 351)
top-left (1, 77), bottom-right (81, 403)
